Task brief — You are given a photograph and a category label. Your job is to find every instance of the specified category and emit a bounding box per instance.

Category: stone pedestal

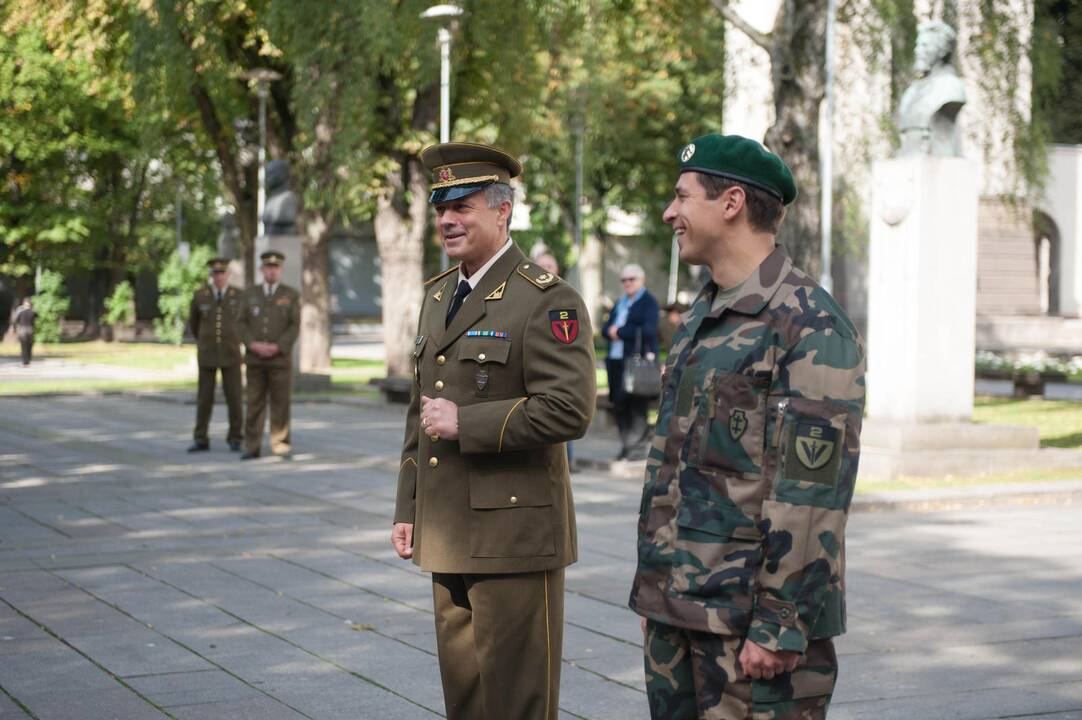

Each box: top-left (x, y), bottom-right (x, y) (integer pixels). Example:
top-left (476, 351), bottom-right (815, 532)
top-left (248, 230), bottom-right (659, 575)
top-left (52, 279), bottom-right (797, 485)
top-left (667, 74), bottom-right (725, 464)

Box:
top-left (861, 157), bottom-right (1053, 479)
top-left (867, 156), bottom-right (979, 423)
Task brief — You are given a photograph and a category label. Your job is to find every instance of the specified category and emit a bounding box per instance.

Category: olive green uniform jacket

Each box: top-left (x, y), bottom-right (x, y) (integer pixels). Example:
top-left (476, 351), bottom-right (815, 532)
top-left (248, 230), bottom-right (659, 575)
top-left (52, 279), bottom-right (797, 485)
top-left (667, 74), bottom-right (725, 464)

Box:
top-left (394, 244), bottom-right (597, 575)
top-left (189, 285), bottom-right (243, 368)
top-left (238, 284), bottom-right (301, 367)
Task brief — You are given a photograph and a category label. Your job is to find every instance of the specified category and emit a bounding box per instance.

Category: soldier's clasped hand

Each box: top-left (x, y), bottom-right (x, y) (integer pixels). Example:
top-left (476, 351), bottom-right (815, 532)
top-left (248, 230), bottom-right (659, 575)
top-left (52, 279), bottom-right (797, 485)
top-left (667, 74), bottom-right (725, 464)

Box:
top-left (738, 639), bottom-right (801, 680)
top-left (420, 396), bottom-right (460, 441)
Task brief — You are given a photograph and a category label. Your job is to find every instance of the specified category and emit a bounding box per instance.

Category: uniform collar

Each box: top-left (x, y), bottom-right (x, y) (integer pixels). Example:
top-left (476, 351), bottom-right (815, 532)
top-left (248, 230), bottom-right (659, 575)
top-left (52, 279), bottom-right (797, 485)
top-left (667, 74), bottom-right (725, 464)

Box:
top-left (704, 244), bottom-right (792, 318)
top-left (458, 237), bottom-right (513, 290)
top-left (683, 245), bottom-right (792, 339)
top-left (435, 242), bottom-right (525, 354)
top-left (263, 282), bottom-right (279, 297)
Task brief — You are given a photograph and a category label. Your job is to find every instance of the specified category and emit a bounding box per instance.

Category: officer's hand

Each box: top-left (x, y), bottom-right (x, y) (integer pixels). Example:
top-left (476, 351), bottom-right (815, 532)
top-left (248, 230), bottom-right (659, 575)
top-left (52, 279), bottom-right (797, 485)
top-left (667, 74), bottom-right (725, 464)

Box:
top-left (738, 640), bottom-right (801, 680)
top-left (607, 324), bottom-right (620, 340)
top-left (391, 522), bottom-right (414, 559)
top-left (264, 342), bottom-right (279, 357)
top-left (420, 396), bottom-right (459, 441)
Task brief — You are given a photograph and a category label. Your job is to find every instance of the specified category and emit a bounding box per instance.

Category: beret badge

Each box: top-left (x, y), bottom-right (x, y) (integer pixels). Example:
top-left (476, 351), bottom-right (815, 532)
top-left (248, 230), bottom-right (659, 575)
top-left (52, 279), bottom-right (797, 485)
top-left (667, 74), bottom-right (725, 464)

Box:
top-left (680, 143), bottom-right (696, 162)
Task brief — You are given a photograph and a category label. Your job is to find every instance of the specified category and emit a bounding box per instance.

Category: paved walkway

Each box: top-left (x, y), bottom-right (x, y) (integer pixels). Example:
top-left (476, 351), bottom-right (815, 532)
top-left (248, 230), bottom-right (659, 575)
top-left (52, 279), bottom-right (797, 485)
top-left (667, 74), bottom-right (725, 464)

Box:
top-left (0, 395), bottom-right (1080, 719)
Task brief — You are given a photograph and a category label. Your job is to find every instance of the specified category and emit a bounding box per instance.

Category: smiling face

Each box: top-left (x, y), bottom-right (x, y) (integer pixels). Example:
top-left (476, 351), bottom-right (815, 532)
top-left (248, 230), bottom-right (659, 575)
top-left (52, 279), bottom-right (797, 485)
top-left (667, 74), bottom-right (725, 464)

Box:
top-left (662, 172), bottom-right (729, 266)
top-left (434, 191), bottom-right (511, 272)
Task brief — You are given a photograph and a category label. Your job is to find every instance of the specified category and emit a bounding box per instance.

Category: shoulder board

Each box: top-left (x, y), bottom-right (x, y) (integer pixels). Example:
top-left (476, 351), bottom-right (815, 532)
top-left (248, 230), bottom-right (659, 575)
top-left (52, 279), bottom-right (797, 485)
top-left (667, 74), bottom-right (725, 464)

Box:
top-left (516, 262), bottom-right (560, 290)
top-left (424, 265), bottom-right (460, 287)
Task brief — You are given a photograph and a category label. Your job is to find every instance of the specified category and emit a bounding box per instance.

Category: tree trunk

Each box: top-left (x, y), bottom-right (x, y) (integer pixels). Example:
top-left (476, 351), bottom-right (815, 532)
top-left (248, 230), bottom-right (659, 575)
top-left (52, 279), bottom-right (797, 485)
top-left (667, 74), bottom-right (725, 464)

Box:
top-left (299, 210), bottom-right (332, 373)
top-left (373, 157), bottom-right (428, 378)
top-left (765, 0), bottom-right (828, 277)
top-left (579, 228), bottom-right (605, 329)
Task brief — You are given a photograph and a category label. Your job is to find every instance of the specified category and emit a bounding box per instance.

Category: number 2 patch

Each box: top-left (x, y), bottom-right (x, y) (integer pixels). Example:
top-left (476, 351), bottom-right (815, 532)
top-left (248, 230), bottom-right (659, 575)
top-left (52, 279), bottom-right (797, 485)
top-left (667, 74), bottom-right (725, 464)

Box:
top-left (549, 309), bottom-right (579, 344)
top-left (785, 420), bottom-right (841, 485)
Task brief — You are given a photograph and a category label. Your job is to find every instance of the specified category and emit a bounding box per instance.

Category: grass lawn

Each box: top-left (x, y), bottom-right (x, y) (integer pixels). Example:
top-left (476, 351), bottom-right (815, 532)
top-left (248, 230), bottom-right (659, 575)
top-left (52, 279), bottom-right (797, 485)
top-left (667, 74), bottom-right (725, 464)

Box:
top-left (973, 396), bottom-right (1082, 449)
top-left (28, 340), bottom-right (196, 369)
top-left (856, 466), bottom-right (1082, 494)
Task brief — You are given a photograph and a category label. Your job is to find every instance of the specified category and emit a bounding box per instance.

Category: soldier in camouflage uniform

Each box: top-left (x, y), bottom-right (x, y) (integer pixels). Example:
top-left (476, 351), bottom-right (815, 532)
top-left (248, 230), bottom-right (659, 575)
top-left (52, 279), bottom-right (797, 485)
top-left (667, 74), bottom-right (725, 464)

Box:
top-left (629, 134), bottom-right (865, 719)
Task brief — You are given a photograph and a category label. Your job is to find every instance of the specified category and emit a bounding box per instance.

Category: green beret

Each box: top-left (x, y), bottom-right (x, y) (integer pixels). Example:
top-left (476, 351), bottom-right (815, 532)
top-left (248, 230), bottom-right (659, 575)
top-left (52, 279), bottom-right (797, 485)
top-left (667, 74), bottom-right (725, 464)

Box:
top-left (677, 134), bottom-right (797, 206)
top-left (260, 250), bottom-right (285, 266)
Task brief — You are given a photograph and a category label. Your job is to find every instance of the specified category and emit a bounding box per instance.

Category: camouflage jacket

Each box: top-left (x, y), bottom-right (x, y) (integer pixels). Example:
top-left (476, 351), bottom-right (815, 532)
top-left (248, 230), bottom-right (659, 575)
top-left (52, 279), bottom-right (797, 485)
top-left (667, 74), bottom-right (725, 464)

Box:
top-left (629, 245), bottom-right (865, 654)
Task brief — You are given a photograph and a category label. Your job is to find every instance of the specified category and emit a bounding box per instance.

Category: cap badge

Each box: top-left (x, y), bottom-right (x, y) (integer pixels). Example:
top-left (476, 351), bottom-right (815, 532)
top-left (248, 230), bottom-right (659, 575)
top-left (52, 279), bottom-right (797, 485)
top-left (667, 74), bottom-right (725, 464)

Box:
top-left (436, 166), bottom-right (456, 183)
top-left (680, 143), bottom-right (696, 162)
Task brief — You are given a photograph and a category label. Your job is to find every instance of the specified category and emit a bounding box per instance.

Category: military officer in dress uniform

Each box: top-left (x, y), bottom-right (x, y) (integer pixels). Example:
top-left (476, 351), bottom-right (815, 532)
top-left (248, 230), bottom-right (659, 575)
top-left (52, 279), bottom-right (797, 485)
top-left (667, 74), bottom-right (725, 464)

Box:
top-left (391, 142), bottom-right (597, 720)
top-left (187, 258), bottom-right (244, 452)
top-left (238, 251), bottom-right (300, 460)
top-left (629, 135), bottom-right (866, 719)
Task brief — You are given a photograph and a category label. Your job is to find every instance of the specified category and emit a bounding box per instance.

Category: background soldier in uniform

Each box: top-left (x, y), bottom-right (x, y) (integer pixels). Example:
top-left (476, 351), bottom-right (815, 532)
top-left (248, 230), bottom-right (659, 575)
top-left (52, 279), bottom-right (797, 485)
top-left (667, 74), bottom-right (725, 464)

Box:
top-left (629, 134), bottom-right (866, 719)
top-left (238, 251), bottom-right (300, 460)
top-left (187, 258), bottom-right (243, 452)
top-left (391, 142), bottom-right (596, 720)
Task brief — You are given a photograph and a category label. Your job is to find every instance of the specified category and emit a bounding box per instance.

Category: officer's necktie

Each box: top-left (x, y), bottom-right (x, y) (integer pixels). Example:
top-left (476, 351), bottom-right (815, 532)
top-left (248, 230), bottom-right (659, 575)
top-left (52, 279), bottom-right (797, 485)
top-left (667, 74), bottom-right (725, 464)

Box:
top-left (445, 279), bottom-right (472, 328)
top-left (216, 291), bottom-right (223, 303)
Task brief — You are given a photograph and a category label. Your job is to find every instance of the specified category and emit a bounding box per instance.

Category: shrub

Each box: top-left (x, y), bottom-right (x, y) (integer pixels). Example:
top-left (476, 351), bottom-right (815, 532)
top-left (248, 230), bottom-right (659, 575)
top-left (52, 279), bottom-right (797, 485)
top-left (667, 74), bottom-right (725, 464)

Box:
top-left (102, 280), bottom-right (136, 329)
top-left (31, 270), bottom-right (70, 343)
top-left (154, 246), bottom-right (214, 344)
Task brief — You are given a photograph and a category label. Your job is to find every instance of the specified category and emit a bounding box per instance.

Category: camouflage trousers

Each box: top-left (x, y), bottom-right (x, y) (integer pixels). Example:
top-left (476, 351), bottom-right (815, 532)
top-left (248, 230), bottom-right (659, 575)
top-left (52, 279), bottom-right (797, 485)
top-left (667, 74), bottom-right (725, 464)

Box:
top-left (644, 619), bottom-right (837, 720)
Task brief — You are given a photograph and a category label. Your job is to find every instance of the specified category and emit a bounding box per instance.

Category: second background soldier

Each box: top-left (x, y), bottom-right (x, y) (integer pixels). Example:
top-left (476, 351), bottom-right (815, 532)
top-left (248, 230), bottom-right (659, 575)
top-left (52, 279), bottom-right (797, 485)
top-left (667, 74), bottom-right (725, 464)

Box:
top-left (239, 251), bottom-right (300, 460)
top-left (188, 257), bottom-right (243, 452)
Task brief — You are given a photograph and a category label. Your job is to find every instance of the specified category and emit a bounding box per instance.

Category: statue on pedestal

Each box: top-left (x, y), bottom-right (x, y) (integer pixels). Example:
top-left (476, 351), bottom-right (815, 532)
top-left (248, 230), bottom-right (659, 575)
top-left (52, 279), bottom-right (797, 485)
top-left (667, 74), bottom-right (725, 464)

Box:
top-left (896, 21), bottom-right (967, 157)
top-left (262, 160), bottom-right (299, 236)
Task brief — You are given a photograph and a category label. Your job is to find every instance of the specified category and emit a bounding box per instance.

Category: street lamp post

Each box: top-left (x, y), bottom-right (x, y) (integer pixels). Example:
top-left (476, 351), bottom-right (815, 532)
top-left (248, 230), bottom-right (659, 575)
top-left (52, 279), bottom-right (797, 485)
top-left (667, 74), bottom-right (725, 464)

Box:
top-left (246, 68), bottom-right (282, 241)
top-left (421, 4), bottom-right (464, 269)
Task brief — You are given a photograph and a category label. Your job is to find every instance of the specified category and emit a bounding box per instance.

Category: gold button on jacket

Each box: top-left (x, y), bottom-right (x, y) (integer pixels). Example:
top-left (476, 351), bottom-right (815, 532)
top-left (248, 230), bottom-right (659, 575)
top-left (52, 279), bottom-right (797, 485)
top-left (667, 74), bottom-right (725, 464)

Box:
top-left (189, 286), bottom-right (243, 368)
top-left (238, 284), bottom-right (301, 367)
top-left (394, 244), bottom-right (596, 574)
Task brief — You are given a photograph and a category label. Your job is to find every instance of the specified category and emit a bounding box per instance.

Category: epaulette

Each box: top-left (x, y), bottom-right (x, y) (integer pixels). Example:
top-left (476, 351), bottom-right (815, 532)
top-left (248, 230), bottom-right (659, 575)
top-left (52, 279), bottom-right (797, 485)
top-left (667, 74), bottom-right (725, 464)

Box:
top-left (516, 262), bottom-right (560, 290)
top-left (424, 265), bottom-right (460, 287)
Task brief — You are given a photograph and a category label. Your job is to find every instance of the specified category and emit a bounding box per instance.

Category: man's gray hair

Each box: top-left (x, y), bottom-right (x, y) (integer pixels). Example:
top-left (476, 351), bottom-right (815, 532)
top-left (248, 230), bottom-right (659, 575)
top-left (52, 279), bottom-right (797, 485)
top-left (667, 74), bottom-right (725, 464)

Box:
top-left (483, 182), bottom-right (514, 210)
top-left (621, 263), bottom-right (646, 280)
top-left (483, 182), bottom-right (514, 230)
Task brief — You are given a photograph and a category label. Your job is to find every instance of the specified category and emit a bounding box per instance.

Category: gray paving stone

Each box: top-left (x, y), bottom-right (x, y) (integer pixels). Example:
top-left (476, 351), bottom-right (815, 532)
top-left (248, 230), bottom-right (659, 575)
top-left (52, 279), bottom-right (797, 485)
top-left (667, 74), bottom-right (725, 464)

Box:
top-left (126, 669), bottom-right (265, 708)
top-left (13, 688), bottom-right (168, 720)
top-left (0, 690), bottom-right (31, 718)
top-left (1, 394), bottom-right (1081, 719)
top-left (159, 695), bottom-right (308, 720)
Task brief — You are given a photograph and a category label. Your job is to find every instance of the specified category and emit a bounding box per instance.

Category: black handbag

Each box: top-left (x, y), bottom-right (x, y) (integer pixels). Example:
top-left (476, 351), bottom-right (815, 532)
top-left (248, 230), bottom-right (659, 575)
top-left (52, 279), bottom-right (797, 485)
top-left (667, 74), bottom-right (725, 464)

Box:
top-left (623, 328), bottom-right (661, 398)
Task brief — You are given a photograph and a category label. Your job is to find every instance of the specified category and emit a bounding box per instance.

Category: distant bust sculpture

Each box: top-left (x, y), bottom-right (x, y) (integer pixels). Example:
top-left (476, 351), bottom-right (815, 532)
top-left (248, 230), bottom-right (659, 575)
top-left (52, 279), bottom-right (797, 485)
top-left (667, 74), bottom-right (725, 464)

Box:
top-left (262, 159), bottom-right (299, 235)
top-left (896, 21), bottom-right (967, 157)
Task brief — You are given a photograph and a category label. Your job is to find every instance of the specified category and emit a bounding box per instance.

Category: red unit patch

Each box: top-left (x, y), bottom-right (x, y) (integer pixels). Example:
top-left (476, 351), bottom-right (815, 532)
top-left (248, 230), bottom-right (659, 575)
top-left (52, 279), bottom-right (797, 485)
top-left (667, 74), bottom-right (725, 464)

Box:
top-left (549, 309), bottom-right (579, 344)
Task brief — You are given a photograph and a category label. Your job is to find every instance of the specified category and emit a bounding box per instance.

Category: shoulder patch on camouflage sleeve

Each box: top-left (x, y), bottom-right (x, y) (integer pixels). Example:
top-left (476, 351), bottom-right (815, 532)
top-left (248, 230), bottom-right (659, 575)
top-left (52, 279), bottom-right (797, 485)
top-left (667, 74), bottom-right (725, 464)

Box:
top-left (785, 419), bottom-right (841, 484)
top-left (424, 265), bottom-right (460, 287)
top-left (517, 262), bottom-right (560, 290)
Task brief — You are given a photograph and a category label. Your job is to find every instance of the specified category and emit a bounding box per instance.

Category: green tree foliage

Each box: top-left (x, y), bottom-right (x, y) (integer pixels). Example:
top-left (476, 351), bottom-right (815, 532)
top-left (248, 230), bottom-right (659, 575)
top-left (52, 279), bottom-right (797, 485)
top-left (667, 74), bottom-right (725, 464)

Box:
top-left (1035, 0), bottom-right (1082, 144)
top-left (31, 270), bottom-right (70, 343)
top-left (154, 246), bottom-right (213, 344)
top-left (0, 1), bottom-right (221, 331)
top-left (520, 1), bottom-right (728, 263)
top-left (102, 280), bottom-right (135, 328)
